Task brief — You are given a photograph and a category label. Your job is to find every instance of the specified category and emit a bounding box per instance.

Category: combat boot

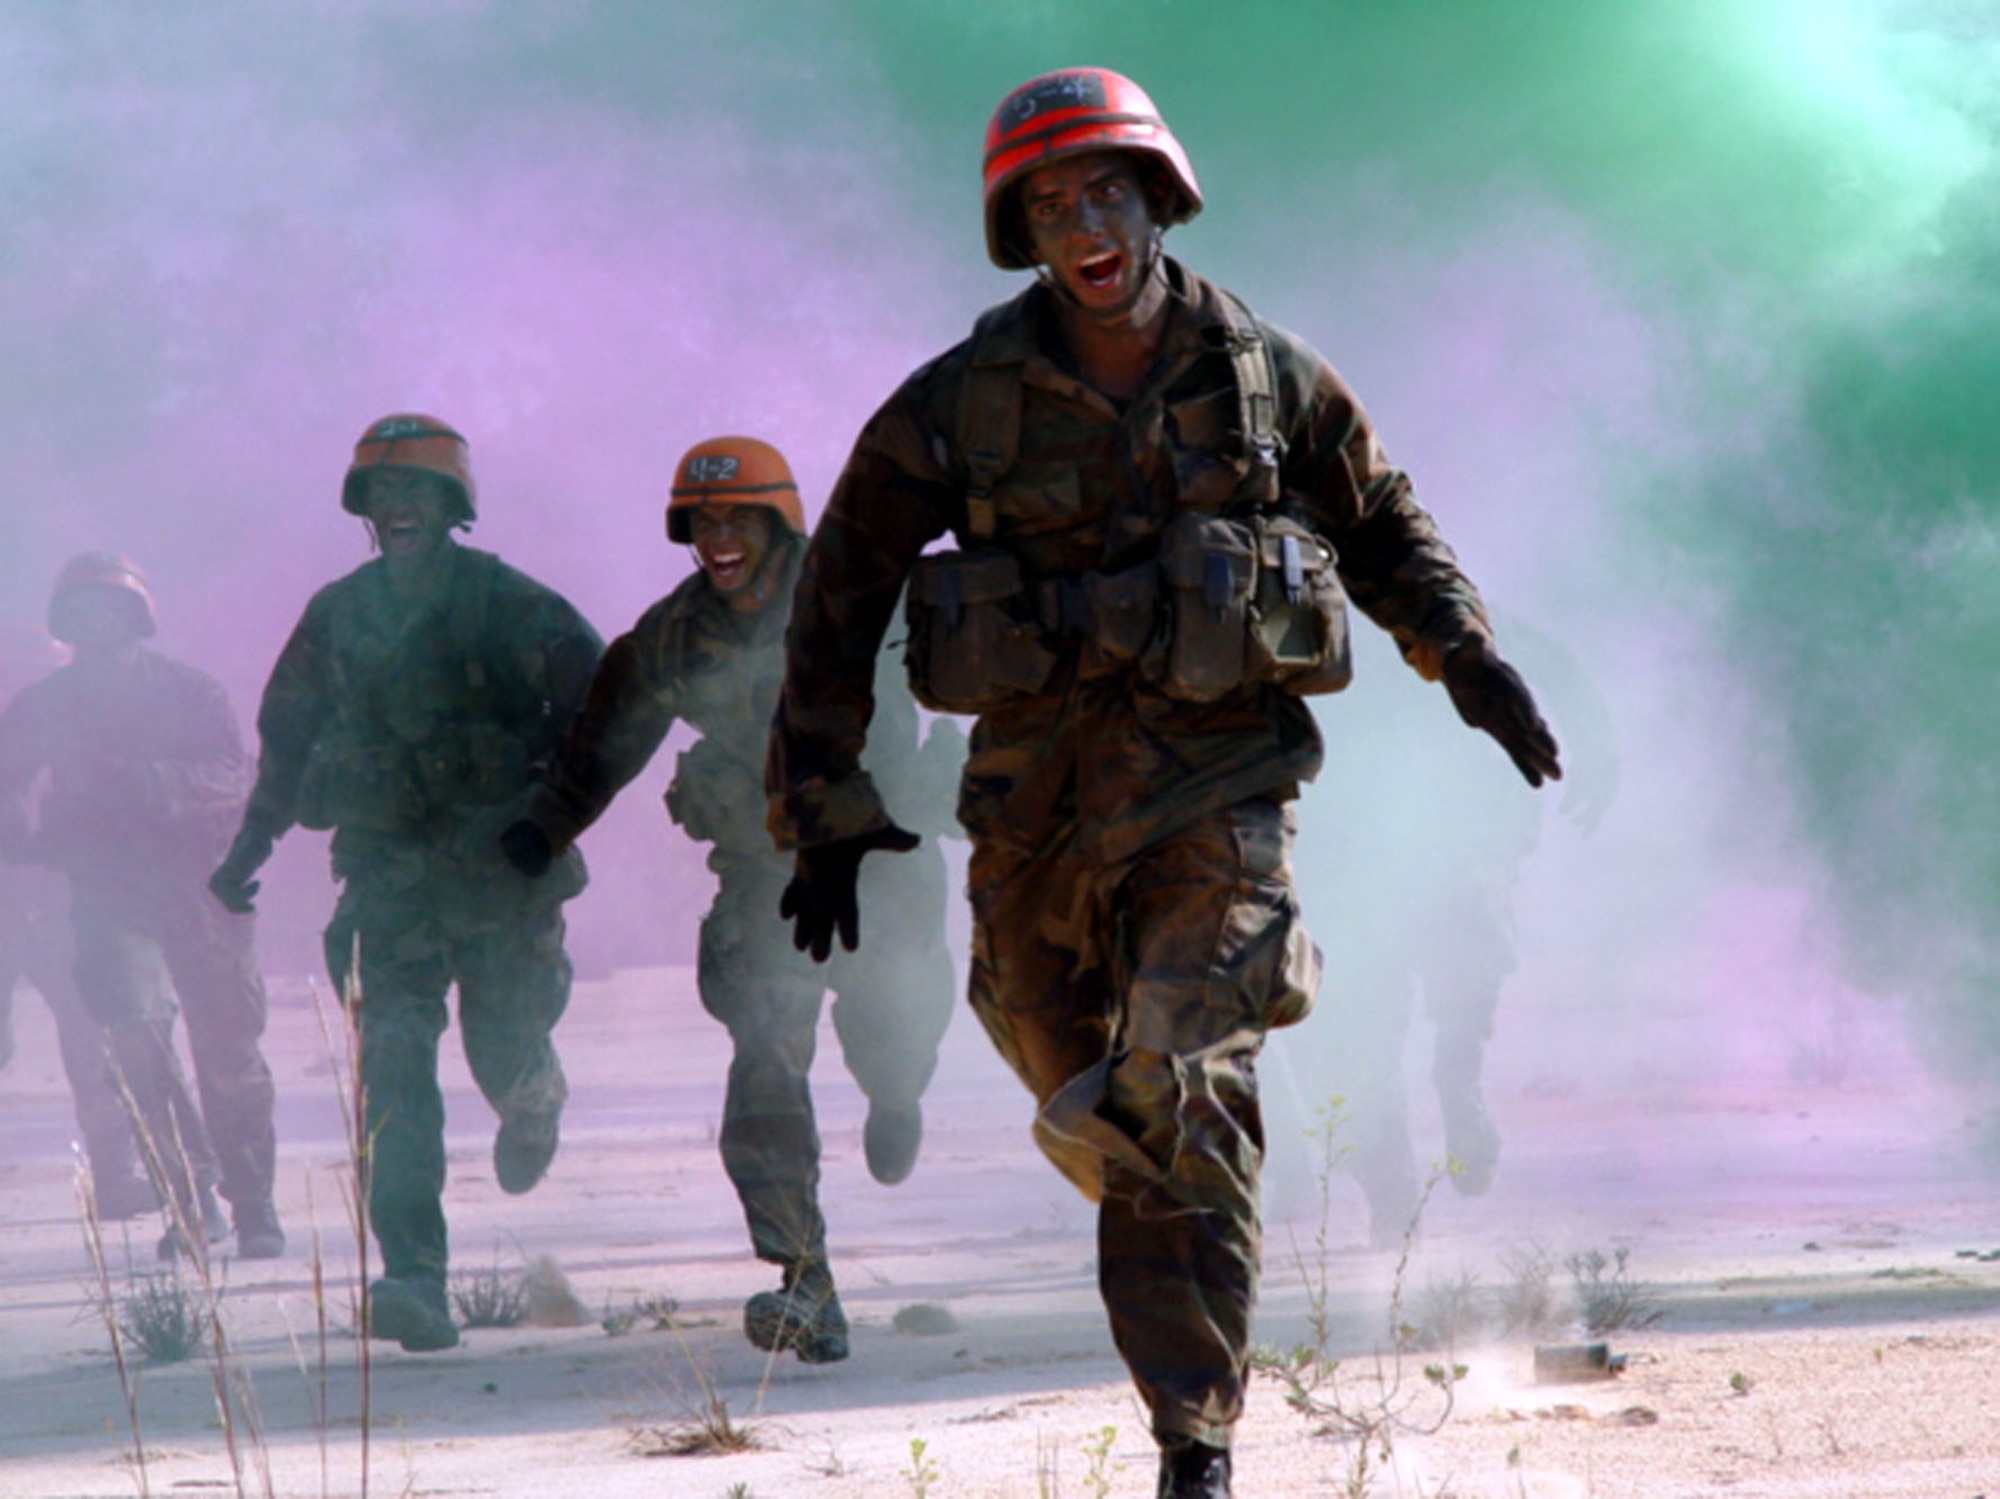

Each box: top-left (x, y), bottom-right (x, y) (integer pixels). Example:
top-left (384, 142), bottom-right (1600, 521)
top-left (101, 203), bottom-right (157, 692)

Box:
top-left (1157, 1437), bottom-right (1231, 1498)
top-left (863, 1099), bottom-right (923, 1186)
top-left (93, 1170), bottom-right (160, 1222)
top-left (493, 1106), bottom-right (560, 1195)
top-left (1440, 1087), bottom-right (1500, 1195)
top-left (368, 1276), bottom-right (460, 1352)
top-left (156, 1184), bottom-right (230, 1262)
top-left (234, 1199), bottom-right (286, 1260)
top-left (743, 1259), bottom-right (849, 1363)
top-left (1435, 1037), bottom-right (1500, 1196)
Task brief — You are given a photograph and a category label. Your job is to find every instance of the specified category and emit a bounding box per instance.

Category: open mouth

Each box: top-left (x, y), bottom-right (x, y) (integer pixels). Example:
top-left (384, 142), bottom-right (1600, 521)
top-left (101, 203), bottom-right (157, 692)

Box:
top-left (706, 547), bottom-right (749, 586)
top-left (1076, 250), bottom-right (1123, 292)
top-left (384, 518), bottom-right (424, 552)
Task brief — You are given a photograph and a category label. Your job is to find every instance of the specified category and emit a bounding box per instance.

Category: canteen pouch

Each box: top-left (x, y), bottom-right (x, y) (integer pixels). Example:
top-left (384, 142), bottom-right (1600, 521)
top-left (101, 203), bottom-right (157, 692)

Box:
top-left (904, 548), bottom-right (1058, 714)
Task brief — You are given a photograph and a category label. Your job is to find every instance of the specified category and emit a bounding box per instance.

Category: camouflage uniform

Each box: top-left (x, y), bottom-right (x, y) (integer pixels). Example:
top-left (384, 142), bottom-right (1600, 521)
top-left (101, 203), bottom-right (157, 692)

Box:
top-left (238, 541), bottom-right (601, 1291)
top-left (0, 858), bottom-right (155, 1210)
top-left (528, 534), bottom-right (957, 1277)
top-left (769, 262), bottom-right (1500, 1447)
top-left (0, 649), bottom-right (274, 1228)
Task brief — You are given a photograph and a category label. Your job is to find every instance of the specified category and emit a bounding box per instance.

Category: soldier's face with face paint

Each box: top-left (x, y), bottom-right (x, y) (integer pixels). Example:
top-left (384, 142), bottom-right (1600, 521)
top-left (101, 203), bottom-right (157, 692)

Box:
top-left (689, 505), bottom-right (777, 604)
top-left (1020, 151), bottom-right (1160, 317)
top-left (363, 470), bottom-right (457, 563)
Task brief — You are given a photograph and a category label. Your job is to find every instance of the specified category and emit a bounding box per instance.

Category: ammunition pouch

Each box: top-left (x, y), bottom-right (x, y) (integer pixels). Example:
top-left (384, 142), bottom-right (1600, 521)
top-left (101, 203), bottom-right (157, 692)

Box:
top-left (905, 512), bottom-right (1349, 715)
top-left (294, 736), bottom-right (424, 833)
top-left (412, 722), bottom-right (533, 811)
top-left (1145, 513), bottom-right (1259, 702)
top-left (904, 548), bottom-right (1058, 714)
top-left (664, 738), bottom-right (762, 845)
top-left (1143, 510), bottom-right (1351, 703)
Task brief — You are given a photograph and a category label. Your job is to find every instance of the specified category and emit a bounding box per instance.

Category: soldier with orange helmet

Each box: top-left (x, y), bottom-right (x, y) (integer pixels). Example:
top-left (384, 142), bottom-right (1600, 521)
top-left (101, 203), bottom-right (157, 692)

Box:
top-left (0, 556), bottom-right (281, 1259)
top-left (503, 435), bottom-right (961, 1365)
top-left (211, 414), bottom-right (603, 1352)
top-left (767, 69), bottom-right (1562, 1495)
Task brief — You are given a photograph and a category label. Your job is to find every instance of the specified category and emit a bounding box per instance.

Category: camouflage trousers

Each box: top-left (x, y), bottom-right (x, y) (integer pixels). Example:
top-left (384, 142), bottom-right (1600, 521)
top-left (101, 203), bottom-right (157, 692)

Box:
top-left (967, 798), bottom-right (1319, 1449)
top-left (70, 884), bottom-right (276, 1216)
top-left (700, 840), bottom-right (955, 1270)
top-left (325, 871), bottom-right (573, 1288)
top-left (1, 907), bottom-right (142, 1189)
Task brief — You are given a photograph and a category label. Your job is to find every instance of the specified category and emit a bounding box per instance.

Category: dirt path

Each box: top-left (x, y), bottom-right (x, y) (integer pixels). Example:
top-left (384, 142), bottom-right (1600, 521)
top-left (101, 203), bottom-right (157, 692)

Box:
top-left (3, 966), bottom-right (1997, 1497)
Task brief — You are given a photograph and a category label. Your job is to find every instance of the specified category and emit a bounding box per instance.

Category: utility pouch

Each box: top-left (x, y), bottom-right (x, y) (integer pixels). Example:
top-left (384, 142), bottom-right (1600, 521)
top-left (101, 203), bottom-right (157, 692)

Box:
top-left (904, 548), bottom-right (1057, 714)
top-left (1248, 516), bottom-right (1352, 696)
top-left (295, 736), bottom-right (424, 832)
top-left (1145, 512), bottom-right (1259, 702)
top-left (664, 738), bottom-right (758, 844)
top-left (411, 723), bottom-right (530, 811)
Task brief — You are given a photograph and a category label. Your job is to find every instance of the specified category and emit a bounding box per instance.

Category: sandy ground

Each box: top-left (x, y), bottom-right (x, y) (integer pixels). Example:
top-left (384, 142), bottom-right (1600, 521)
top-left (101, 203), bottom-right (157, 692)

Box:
top-left (3, 965), bottom-right (1999, 1499)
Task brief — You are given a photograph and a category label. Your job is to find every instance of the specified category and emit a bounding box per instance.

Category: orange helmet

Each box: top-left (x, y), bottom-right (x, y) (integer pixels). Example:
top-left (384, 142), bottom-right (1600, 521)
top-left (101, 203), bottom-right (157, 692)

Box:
top-left (666, 436), bottom-right (806, 544)
top-left (982, 67), bottom-right (1202, 270)
top-left (341, 413), bottom-right (476, 525)
top-left (48, 551), bottom-right (157, 644)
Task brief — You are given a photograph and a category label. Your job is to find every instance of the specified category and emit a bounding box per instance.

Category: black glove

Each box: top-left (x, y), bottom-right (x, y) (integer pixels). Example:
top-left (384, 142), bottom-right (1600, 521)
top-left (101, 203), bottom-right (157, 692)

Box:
top-left (500, 818), bottom-right (555, 878)
top-left (778, 823), bottom-right (921, 962)
top-left (209, 825), bottom-right (276, 914)
top-left (1442, 638), bottom-right (1564, 788)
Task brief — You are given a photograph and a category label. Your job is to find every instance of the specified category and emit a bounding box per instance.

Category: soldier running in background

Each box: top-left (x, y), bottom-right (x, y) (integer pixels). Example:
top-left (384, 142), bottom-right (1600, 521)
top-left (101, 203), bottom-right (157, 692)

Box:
top-left (504, 436), bottom-right (961, 1365)
top-left (1296, 614), bottom-right (1620, 1247)
top-left (210, 414), bottom-right (603, 1352)
top-left (0, 622), bottom-right (156, 1221)
top-left (0, 557), bottom-right (281, 1259)
top-left (766, 70), bottom-right (1562, 1498)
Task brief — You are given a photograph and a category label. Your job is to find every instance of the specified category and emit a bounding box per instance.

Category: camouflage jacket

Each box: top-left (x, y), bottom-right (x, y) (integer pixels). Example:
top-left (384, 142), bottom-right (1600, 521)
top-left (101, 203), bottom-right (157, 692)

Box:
top-left (768, 260), bottom-right (1495, 864)
top-left (0, 650), bottom-right (253, 888)
top-left (243, 543), bottom-right (603, 873)
top-left (530, 536), bottom-right (955, 863)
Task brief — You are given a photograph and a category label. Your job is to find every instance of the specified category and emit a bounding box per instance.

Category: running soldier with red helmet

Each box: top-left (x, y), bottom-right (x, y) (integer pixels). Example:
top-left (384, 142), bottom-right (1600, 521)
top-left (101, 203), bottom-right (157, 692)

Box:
top-left (211, 415), bottom-right (603, 1352)
top-left (1, 555), bottom-right (282, 1260)
top-left (503, 436), bottom-right (961, 1364)
top-left (767, 70), bottom-right (1562, 1496)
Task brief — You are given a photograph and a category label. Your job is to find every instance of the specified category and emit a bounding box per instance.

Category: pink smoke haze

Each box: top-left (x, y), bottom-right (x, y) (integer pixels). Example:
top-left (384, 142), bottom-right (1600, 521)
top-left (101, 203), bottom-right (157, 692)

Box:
top-left (0, 8), bottom-right (1974, 1255)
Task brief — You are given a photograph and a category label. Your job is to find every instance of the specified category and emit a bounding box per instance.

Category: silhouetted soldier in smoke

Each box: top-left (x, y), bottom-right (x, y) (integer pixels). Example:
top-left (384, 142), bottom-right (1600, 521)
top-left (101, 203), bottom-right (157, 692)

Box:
top-left (210, 414), bottom-right (602, 1353)
top-left (503, 436), bottom-right (961, 1364)
top-left (0, 557), bottom-right (282, 1260)
top-left (765, 68), bottom-right (1563, 1498)
top-left (1295, 615), bottom-right (1619, 1248)
top-left (0, 622), bottom-right (156, 1221)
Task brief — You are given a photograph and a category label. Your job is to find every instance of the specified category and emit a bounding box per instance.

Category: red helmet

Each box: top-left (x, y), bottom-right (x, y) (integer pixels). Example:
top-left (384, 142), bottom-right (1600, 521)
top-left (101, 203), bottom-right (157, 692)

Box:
top-left (48, 551), bottom-right (157, 644)
top-left (666, 436), bottom-right (806, 544)
top-left (982, 67), bottom-right (1202, 271)
top-left (341, 413), bottom-right (476, 525)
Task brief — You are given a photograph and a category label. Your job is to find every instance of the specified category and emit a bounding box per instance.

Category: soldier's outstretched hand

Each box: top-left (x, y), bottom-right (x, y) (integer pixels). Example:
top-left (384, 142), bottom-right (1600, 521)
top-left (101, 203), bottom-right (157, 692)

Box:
top-left (1442, 637), bottom-right (1564, 788)
top-left (779, 822), bottom-right (921, 962)
top-left (209, 825), bottom-right (276, 914)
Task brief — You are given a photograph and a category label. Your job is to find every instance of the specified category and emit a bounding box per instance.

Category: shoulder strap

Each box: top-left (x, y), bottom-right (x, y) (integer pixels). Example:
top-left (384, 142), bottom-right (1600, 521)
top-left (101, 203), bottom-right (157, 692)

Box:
top-left (1216, 291), bottom-right (1283, 499)
top-left (954, 301), bottom-right (1030, 543)
top-left (450, 549), bottom-right (498, 693)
